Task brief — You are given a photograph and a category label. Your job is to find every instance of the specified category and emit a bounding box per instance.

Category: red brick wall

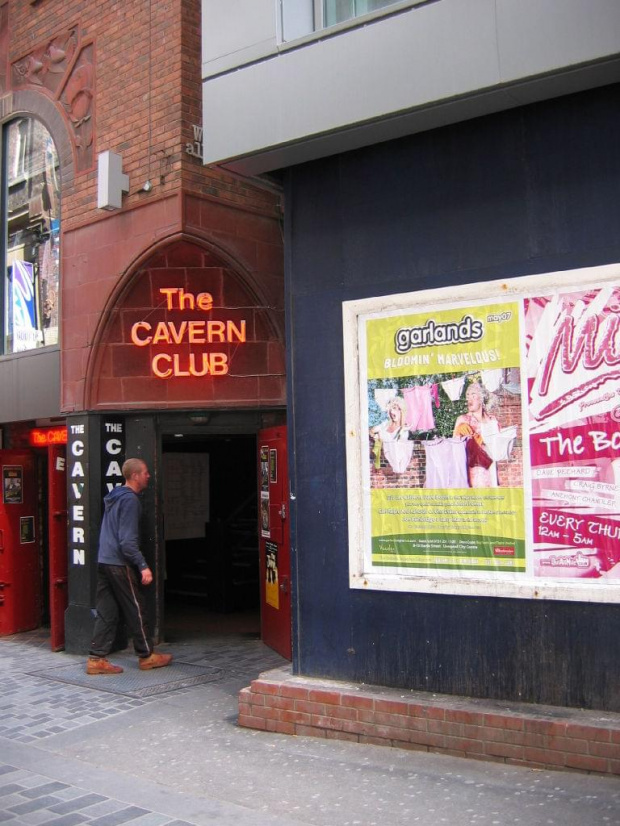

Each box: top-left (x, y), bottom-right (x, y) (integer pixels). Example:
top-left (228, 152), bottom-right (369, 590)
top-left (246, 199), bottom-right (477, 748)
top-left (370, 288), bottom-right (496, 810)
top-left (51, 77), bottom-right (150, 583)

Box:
top-left (5, 0), bottom-right (280, 223)
top-left (60, 193), bottom-right (284, 412)
top-left (4, 0), bottom-right (284, 414)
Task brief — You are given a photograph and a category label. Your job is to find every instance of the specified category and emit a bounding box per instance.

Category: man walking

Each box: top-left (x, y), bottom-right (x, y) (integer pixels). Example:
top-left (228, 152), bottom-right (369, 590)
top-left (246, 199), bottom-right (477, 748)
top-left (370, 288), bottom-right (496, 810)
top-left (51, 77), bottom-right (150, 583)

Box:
top-left (86, 458), bottom-right (172, 675)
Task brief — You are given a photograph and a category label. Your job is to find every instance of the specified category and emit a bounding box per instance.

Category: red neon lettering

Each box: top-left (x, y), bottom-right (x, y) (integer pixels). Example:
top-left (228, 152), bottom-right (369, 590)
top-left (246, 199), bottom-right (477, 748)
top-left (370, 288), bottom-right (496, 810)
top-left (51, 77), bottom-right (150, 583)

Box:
top-left (197, 292), bottom-right (213, 311)
top-left (209, 353), bottom-right (229, 375)
top-left (131, 322), bottom-right (152, 346)
top-left (152, 353), bottom-right (172, 378)
top-left (159, 288), bottom-right (179, 310)
top-left (159, 287), bottom-right (198, 310)
top-left (29, 427), bottom-right (68, 446)
top-left (227, 320), bottom-right (246, 342)
top-left (188, 321), bottom-right (206, 344)
top-left (151, 352), bottom-right (229, 378)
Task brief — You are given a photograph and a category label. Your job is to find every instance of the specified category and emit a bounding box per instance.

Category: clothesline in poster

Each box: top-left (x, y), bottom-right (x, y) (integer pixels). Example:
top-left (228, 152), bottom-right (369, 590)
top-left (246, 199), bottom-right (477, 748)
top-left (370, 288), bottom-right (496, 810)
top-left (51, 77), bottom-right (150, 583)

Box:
top-left (361, 287), bottom-right (620, 589)
top-left (370, 369), bottom-right (519, 465)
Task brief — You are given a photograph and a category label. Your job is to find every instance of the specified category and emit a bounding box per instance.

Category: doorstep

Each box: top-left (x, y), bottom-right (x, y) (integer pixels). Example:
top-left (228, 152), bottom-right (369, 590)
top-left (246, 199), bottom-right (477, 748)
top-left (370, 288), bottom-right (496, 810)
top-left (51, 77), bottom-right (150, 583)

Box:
top-left (239, 666), bottom-right (620, 776)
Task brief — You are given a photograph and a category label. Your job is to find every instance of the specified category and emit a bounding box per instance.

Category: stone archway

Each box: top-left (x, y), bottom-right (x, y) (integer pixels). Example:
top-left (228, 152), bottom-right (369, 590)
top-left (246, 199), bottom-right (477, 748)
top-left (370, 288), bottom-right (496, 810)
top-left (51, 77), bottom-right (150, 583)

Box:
top-left (4, 90), bottom-right (76, 190)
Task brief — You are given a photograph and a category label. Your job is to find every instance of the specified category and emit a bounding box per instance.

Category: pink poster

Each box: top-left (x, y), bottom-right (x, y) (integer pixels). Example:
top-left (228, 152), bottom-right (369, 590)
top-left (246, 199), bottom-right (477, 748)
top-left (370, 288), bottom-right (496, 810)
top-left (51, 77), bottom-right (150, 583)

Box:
top-left (526, 287), bottom-right (620, 580)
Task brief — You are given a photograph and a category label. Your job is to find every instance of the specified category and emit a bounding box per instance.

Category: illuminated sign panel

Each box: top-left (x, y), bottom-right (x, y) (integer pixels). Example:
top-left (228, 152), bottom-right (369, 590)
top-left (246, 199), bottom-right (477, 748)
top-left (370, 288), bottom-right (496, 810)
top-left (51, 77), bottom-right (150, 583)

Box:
top-left (129, 287), bottom-right (247, 379)
top-left (29, 427), bottom-right (68, 447)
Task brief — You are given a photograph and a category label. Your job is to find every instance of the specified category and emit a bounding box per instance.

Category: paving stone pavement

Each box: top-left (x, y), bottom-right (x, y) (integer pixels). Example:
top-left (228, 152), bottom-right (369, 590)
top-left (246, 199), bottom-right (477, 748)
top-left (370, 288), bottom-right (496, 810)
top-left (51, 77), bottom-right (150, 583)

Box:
top-left (0, 630), bottom-right (285, 742)
top-left (1, 638), bottom-right (146, 743)
top-left (0, 763), bottom-right (193, 826)
top-left (0, 629), bottom-right (293, 826)
top-left (1, 629), bottom-right (619, 826)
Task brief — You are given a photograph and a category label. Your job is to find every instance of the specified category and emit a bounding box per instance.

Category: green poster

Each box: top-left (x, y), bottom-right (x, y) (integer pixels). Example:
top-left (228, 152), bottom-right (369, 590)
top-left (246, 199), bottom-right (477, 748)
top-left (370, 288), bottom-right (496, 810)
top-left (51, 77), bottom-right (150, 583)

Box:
top-left (364, 301), bottom-right (525, 575)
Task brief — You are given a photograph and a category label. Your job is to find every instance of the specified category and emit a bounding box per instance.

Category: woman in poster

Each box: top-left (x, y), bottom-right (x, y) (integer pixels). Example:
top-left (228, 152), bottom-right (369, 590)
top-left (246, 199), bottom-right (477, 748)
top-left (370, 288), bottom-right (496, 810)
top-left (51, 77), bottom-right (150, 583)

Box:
top-left (370, 396), bottom-right (413, 474)
top-left (453, 381), bottom-right (499, 487)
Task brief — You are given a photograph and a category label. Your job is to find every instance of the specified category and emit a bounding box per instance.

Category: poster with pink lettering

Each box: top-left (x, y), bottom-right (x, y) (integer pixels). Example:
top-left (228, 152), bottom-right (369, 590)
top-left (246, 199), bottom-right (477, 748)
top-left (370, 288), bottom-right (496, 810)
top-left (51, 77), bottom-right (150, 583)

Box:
top-left (526, 287), bottom-right (620, 580)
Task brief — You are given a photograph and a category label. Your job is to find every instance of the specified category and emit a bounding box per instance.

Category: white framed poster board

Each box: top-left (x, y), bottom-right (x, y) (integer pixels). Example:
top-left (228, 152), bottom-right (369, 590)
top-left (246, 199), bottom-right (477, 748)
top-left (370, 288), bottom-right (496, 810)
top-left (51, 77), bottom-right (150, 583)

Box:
top-left (343, 263), bottom-right (620, 603)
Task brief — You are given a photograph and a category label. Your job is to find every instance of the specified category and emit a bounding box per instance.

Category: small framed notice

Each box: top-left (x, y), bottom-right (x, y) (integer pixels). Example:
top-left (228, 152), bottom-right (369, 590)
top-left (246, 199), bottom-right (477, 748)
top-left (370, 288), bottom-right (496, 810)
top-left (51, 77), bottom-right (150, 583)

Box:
top-left (3, 466), bottom-right (23, 504)
top-left (20, 516), bottom-right (35, 544)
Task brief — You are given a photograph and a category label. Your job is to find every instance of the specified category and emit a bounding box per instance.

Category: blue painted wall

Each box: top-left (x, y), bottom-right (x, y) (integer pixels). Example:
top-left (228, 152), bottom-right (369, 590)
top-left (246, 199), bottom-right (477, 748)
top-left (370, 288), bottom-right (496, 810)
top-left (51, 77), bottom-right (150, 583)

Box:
top-left (285, 83), bottom-right (620, 711)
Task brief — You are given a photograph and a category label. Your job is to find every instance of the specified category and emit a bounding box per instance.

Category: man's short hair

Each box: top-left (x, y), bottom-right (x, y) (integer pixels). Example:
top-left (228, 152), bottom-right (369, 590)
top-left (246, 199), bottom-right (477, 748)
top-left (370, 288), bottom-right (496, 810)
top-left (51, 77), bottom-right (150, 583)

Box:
top-left (122, 458), bottom-right (147, 481)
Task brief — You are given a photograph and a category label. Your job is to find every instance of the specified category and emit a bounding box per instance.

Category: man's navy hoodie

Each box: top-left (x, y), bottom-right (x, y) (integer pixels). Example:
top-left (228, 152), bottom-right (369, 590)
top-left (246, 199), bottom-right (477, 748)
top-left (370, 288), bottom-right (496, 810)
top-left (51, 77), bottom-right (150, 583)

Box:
top-left (98, 485), bottom-right (148, 570)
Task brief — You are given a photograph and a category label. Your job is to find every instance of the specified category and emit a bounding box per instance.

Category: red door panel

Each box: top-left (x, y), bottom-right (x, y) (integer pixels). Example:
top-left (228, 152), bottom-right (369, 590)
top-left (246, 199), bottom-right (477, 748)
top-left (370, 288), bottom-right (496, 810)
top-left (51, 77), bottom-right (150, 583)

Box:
top-left (258, 426), bottom-right (291, 660)
top-left (48, 444), bottom-right (68, 650)
top-left (0, 450), bottom-right (40, 635)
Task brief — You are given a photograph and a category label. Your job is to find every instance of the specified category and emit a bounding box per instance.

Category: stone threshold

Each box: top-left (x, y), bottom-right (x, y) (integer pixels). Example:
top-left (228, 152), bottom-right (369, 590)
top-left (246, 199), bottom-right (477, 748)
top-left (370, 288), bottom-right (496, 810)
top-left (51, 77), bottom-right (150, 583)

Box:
top-left (239, 666), bottom-right (620, 776)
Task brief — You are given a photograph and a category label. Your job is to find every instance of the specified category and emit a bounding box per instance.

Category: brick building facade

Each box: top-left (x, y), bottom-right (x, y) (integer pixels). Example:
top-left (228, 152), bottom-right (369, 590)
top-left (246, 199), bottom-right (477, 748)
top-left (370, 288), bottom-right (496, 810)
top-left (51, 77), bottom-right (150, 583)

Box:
top-left (0, 0), bottom-right (286, 651)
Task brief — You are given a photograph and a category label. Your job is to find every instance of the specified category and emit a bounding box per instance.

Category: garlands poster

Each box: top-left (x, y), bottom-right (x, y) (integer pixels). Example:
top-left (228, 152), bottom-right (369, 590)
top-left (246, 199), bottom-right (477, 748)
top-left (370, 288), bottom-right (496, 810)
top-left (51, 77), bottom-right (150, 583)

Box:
top-left (343, 265), bottom-right (620, 602)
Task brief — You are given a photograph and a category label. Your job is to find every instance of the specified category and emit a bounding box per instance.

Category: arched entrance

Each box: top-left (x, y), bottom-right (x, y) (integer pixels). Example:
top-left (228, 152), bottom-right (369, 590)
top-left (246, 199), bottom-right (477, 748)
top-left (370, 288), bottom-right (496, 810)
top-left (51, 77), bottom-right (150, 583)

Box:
top-left (82, 237), bottom-right (288, 648)
top-left (86, 236), bottom-right (284, 411)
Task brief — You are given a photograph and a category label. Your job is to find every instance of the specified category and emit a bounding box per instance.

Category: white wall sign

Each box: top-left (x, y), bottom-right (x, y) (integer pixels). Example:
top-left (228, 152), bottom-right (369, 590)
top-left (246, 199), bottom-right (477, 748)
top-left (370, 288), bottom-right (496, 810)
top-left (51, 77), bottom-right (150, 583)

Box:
top-left (185, 124), bottom-right (204, 160)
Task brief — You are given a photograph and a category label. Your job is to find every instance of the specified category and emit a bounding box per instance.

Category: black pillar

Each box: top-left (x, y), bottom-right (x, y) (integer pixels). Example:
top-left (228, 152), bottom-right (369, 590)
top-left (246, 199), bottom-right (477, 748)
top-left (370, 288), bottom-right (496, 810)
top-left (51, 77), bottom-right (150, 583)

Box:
top-left (64, 414), bottom-right (126, 654)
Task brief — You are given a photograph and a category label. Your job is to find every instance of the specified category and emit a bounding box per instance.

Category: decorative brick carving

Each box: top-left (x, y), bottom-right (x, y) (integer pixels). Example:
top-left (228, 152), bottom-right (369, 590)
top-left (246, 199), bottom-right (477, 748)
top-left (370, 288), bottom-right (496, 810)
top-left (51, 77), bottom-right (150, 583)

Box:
top-left (12, 27), bottom-right (78, 95)
top-left (59, 44), bottom-right (94, 172)
top-left (11, 29), bottom-right (94, 173)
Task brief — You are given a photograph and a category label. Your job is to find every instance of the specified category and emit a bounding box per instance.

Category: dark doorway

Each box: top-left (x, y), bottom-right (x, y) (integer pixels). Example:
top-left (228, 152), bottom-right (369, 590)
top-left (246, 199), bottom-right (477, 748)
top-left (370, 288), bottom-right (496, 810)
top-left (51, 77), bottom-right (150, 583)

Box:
top-left (161, 433), bottom-right (259, 641)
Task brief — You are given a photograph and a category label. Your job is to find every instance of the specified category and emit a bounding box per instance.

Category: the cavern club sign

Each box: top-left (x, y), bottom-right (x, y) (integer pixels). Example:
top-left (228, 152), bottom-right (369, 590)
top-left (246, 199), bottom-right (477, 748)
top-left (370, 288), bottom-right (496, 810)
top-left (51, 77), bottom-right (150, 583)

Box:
top-left (130, 287), bottom-right (246, 378)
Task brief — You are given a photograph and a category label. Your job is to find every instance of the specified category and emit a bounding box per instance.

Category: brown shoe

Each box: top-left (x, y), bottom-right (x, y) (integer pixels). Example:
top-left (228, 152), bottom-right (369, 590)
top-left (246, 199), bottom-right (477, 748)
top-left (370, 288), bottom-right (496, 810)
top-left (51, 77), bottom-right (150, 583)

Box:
top-left (86, 657), bottom-right (123, 675)
top-left (139, 652), bottom-right (173, 671)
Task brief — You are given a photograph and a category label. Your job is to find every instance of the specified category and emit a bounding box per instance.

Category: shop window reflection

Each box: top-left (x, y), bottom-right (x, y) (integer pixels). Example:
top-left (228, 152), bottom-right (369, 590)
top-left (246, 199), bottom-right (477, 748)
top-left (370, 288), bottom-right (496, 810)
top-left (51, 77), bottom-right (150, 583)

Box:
top-left (3, 118), bottom-right (60, 354)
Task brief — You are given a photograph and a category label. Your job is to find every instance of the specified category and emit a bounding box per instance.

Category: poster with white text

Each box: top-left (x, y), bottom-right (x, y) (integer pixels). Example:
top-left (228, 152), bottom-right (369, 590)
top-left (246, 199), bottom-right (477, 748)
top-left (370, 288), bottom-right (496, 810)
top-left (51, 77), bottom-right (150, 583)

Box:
top-left (526, 288), bottom-right (620, 580)
top-left (344, 266), bottom-right (620, 602)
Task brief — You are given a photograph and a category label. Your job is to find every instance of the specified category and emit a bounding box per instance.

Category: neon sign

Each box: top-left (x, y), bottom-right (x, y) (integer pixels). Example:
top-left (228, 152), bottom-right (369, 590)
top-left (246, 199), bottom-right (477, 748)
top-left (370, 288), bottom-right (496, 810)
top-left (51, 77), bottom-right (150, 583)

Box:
top-left (129, 288), bottom-right (247, 378)
top-left (29, 426), bottom-right (68, 446)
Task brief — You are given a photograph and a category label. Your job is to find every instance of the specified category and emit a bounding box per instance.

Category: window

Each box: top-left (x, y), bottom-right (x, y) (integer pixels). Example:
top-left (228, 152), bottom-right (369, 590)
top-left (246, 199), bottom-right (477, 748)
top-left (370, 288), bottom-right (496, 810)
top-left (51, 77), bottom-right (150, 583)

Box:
top-left (280, 0), bottom-right (415, 42)
top-left (2, 118), bottom-right (60, 354)
top-left (324, 0), bottom-right (402, 27)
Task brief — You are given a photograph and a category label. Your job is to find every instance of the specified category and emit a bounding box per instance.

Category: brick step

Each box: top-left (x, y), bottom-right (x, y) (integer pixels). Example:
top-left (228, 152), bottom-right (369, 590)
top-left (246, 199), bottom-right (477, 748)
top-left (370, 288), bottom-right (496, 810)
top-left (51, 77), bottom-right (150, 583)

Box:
top-left (238, 667), bottom-right (620, 777)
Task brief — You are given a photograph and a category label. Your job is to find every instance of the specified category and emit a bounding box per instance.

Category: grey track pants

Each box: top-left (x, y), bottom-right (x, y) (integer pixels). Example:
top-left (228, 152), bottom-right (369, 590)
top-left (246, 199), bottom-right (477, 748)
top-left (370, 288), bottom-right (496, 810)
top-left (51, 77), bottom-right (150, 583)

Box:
top-left (89, 564), bottom-right (152, 659)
